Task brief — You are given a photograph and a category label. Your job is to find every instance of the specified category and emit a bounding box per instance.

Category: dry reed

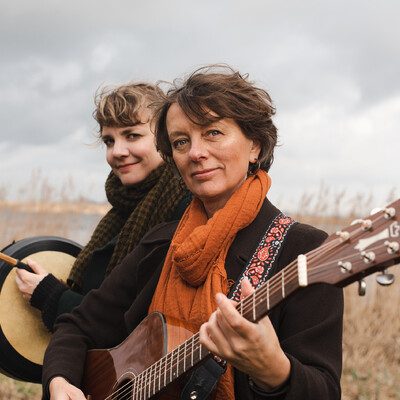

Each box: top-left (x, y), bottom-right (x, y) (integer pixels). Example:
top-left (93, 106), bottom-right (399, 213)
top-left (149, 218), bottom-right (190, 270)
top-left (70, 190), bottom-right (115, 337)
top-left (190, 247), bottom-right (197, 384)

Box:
top-left (0, 177), bottom-right (399, 399)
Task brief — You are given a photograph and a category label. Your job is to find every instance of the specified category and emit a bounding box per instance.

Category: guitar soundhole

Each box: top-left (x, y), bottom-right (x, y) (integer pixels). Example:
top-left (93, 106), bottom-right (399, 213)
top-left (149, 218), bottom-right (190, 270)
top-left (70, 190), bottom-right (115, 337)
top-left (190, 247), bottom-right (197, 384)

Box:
top-left (112, 379), bottom-right (133, 400)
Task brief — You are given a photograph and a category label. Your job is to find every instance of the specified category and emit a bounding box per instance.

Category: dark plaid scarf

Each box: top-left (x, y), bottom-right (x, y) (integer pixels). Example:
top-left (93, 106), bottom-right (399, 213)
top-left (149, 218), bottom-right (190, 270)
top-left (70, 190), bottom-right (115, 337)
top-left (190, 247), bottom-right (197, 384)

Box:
top-left (67, 163), bottom-right (187, 291)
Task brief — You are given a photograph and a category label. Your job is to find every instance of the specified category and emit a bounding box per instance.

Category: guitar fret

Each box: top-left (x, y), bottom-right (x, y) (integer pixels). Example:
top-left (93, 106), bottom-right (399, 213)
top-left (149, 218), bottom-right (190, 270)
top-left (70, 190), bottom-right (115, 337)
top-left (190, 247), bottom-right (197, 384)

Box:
top-left (267, 280), bottom-right (270, 310)
top-left (144, 370), bottom-right (148, 400)
top-left (191, 337), bottom-right (194, 367)
top-left (164, 354), bottom-right (167, 389)
top-left (132, 374), bottom-right (137, 398)
top-left (170, 351), bottom-right (173, 383)
top-left (152, 362), bottom-right (156, 397)
top-left (138, 373), bottom-right (143, 400)
top-left (199, 341), bottom-right (202, 360)
top-left (158, 358), bottom-right (162, 393)
top-left (184, 341), bottom-right (187, 372)
top-left (176, 346), bottom-right (179, 377)
top-left (252, 292), bottom-right (256, 321)
top-left (282, 270), bottom-right (285, 298)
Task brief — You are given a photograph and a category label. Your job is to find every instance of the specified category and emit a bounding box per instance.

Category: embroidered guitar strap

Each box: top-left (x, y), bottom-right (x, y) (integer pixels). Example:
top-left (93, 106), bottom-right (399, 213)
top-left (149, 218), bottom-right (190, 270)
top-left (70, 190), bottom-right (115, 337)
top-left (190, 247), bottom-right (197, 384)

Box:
top-left (181, 212), bottom-right (297, 400)
top-left (228, 212), bottom-right (297, 301)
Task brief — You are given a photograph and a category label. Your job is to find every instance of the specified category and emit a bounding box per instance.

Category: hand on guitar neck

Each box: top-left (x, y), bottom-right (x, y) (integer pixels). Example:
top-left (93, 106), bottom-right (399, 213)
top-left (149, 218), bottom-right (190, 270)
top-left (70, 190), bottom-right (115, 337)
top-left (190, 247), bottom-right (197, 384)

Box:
top-left (199, 278), bottom-right (291, 392)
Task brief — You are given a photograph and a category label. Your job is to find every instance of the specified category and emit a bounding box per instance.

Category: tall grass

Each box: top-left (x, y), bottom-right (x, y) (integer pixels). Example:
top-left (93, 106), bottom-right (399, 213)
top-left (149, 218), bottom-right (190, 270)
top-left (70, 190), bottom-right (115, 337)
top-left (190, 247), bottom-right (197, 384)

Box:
top-left (0, 178), bottom-right (398, 399)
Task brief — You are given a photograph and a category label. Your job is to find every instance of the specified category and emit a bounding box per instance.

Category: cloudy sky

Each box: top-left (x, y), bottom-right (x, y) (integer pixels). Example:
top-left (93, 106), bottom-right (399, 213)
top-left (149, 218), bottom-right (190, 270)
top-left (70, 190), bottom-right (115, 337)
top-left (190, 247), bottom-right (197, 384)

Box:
top-left (0, 0), bottom-right (398, 214)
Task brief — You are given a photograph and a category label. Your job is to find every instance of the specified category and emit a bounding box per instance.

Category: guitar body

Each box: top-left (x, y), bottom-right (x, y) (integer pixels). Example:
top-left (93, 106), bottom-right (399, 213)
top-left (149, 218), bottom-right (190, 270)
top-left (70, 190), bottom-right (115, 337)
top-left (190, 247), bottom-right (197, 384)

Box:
top-left (82, 312), bottom-right (205, 400)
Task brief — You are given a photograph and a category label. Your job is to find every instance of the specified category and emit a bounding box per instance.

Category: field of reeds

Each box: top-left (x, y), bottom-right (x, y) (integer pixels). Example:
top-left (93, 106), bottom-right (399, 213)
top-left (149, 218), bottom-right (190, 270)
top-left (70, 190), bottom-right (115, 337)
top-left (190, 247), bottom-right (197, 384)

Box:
top-left (0, 178), bottom-right (399, 399)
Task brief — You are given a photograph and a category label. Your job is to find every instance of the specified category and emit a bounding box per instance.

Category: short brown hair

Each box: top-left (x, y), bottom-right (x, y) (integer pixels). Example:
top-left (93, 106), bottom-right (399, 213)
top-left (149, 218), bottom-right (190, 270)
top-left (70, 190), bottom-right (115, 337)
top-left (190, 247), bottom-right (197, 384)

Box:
top-left (154, 65), bottom-right (278, 172)
top-left (94, 82), bottom-right (163, 133)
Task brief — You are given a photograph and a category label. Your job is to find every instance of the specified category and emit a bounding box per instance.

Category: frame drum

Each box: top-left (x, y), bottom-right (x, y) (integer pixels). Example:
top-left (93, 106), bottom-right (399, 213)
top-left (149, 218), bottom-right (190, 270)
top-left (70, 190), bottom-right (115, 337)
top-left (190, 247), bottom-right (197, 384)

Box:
top-left (0, 236), bottom-right (82, 383)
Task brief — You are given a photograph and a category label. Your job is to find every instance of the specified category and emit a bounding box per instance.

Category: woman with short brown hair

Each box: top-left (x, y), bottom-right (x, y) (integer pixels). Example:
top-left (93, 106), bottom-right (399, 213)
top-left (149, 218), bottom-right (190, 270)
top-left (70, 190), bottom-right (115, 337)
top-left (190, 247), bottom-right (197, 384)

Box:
top-left (43, 66), bottom-right (343, 400)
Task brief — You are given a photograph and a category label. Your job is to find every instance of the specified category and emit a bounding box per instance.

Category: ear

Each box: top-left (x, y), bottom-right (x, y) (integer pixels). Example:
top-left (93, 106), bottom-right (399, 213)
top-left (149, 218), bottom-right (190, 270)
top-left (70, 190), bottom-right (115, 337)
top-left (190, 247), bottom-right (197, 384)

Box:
top-left (249, 140), bottom-right (261, 162)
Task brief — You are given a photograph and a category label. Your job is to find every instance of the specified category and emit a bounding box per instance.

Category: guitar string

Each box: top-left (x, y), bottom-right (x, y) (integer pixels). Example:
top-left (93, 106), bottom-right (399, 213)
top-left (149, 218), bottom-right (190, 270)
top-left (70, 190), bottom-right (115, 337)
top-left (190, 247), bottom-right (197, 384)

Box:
top-left (103, 332), bottom-right (206, 400)
top-left (102, 213), bottom-right (397, 399)
top-left (239, 240), bottom-right (394, 319)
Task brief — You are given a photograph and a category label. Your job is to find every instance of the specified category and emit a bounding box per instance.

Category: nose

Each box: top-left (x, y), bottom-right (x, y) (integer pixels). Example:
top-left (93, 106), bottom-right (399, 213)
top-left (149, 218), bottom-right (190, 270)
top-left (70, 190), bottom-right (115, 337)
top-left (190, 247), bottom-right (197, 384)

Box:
top-left (188, 138), bottom-right (208, 161)
top-left (112, 139), bottom-right (129, 158)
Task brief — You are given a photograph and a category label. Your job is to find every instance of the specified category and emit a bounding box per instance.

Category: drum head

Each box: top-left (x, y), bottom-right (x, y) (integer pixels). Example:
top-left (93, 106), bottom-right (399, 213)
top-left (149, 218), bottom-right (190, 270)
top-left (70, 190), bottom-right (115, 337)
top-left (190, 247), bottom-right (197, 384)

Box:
top-left (0, 236), bottom-right (82, 383)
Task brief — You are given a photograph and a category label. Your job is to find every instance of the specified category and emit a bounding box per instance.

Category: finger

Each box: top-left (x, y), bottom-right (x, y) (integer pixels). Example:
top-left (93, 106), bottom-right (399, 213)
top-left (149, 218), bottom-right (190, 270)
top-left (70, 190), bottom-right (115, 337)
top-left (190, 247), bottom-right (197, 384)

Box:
top-left (14, 268), bottom-right (34, 286)
top-left (26, 258), bottom-right (48, 275)
top-left (240, 278), bottom-right (255, 298)
top-left (199, 320), bottom-right (219, 354)
top-left (14, 270), bottom-right (31, 292)
top-left (216, 293), bottom-right (258, 338)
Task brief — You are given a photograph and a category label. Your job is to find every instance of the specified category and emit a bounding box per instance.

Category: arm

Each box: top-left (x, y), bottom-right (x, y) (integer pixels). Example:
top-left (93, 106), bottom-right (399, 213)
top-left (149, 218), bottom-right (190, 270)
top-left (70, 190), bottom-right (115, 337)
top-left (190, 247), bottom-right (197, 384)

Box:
top-left (15, 258), bottom-right (75, 332)
top-left (40, 227), bottom-right (173, 400)
top-left (200, 222), bottom-right (343, 399)
top-left (200, 281), bottom-right (343, 399)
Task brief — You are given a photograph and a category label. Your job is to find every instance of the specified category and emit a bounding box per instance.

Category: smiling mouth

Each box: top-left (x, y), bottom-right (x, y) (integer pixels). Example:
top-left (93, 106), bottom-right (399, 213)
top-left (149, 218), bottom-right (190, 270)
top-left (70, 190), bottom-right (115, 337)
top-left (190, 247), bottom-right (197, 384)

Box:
top-left (117, 162), bottom-right (138, 171)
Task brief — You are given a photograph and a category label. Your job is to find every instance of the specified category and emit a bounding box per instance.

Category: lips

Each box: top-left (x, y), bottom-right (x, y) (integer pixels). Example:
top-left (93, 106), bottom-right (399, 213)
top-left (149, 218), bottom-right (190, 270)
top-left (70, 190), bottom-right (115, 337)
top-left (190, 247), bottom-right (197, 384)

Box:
top-left (191, 168), bottom-right (217, 178)
top-left (117, 162), bottom-right (138, 171)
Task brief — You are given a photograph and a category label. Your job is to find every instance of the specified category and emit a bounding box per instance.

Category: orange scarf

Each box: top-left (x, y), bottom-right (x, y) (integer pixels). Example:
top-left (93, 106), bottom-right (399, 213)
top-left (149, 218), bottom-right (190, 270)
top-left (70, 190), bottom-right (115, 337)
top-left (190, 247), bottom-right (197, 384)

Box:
top-left (149, 170), bottom-right (271, 399)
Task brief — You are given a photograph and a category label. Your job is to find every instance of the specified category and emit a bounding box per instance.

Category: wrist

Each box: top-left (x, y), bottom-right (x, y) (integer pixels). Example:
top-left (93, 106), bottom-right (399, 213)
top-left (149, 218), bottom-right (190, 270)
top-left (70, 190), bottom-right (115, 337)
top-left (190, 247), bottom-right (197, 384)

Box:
top-left (250, 352), bottom-right (291, 391)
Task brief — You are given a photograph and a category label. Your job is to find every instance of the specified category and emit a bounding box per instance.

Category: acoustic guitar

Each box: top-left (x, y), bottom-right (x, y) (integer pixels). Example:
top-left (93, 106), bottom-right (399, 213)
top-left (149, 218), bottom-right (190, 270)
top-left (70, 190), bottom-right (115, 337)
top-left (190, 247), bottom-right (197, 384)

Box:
top-left (82, 199), bottom-right (400, 400)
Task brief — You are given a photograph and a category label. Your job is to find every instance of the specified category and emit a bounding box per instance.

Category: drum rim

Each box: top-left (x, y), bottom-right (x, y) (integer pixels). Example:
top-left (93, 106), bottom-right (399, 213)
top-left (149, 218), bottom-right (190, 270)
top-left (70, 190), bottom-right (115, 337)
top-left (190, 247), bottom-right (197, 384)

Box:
top-left (0, 236), bottom-right (82, 383)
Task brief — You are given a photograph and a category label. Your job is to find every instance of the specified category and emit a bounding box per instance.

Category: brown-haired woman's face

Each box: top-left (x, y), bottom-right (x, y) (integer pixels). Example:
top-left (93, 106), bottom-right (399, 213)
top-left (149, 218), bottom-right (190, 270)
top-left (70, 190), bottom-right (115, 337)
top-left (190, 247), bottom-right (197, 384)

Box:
top-left (166, 103), bottom-right (260, 216)
top-left (102, 108), bottom-right (163, 186)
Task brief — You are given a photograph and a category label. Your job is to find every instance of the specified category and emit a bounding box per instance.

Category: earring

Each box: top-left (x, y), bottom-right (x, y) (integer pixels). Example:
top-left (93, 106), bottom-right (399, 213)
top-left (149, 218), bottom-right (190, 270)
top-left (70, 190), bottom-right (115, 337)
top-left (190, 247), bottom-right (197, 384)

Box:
top-left (248, 159), bottom-right (260, 175)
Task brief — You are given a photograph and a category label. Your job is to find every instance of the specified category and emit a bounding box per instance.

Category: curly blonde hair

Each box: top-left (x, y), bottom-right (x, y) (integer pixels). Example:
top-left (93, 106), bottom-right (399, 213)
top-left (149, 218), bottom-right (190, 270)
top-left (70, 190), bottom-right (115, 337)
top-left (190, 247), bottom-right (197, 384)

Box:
top-left (93, 82), bottom-right (163, 133)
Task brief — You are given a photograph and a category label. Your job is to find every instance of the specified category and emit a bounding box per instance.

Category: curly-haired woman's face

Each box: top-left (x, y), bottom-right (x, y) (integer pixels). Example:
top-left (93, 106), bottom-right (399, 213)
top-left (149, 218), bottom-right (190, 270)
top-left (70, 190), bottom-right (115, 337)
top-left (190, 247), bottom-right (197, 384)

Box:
top-left (166, 103), bottom-right (260, 217)
top-left (102, 108), bottom-right (163, 186)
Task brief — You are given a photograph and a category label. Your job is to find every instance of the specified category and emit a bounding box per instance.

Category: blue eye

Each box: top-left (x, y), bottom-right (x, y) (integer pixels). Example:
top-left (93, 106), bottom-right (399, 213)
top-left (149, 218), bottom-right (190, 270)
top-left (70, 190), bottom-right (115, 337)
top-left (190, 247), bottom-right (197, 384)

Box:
top-left (173, 139), bottom-right (188, 148)
top-left (209, 130), bottom-right (221, 137)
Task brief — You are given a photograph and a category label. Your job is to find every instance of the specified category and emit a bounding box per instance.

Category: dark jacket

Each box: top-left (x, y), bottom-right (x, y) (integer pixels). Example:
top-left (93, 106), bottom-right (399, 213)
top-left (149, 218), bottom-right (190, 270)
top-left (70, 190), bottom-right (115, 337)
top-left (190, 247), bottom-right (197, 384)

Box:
top-left (42, 198), bottom-right (343, 399)
top-left (32, 193), bottom-right (192, 331)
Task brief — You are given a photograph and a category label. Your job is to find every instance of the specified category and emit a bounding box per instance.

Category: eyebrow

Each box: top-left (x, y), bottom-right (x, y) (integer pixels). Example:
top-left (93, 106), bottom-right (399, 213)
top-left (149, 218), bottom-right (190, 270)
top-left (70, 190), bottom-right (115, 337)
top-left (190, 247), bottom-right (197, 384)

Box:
top-left (168, 131), bottom-right (186, 140)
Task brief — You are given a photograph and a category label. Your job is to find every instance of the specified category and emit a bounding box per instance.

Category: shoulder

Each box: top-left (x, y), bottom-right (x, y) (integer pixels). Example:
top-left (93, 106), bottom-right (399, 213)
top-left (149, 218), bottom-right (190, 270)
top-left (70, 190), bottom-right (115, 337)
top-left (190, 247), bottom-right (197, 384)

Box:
top-left (140, 220), bottom-right (180, 245)
top-left (254, 198), bottom-right (328, 269)
top-left (277, 221), bottom-right (328, 272)
top-left (287, 221), bottom-right (328, 252)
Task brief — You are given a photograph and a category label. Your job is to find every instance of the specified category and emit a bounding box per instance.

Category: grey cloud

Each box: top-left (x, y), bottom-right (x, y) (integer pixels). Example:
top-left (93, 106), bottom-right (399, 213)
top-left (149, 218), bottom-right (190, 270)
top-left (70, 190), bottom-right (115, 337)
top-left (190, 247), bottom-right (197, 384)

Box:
top-left (0, 0), bottom-right (398, 205)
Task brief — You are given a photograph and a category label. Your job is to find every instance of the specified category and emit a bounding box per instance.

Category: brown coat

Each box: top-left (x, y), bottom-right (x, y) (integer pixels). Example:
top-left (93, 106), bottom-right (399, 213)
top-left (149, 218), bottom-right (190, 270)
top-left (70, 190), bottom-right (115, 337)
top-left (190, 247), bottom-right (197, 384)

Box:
top-left (42, 198), bottom-right (343, 399)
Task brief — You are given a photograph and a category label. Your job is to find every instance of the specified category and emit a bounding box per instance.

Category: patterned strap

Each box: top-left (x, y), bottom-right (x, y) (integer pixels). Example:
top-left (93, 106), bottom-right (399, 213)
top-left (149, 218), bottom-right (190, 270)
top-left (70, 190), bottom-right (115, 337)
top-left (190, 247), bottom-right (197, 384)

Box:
top-left (184, 213), bottom-right (297, 395)
top-left (229, 212), bottom-right (297, 302)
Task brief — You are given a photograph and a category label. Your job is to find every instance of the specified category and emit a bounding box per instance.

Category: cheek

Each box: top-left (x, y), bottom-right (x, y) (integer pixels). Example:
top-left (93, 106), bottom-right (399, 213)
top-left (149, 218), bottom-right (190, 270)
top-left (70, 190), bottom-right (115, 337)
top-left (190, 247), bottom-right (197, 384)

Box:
top-left (172, 153), bottom-right (186, 173)
top-left (105, 149), bottom-right (113, 166)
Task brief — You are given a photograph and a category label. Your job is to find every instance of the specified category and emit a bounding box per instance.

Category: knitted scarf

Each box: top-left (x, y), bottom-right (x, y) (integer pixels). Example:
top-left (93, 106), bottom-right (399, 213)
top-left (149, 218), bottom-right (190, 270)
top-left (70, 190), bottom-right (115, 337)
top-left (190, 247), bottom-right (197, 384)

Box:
top-left (68, 163), bottom-right (188, 291)
top-left (149, 170), bottom-right (271, 399)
